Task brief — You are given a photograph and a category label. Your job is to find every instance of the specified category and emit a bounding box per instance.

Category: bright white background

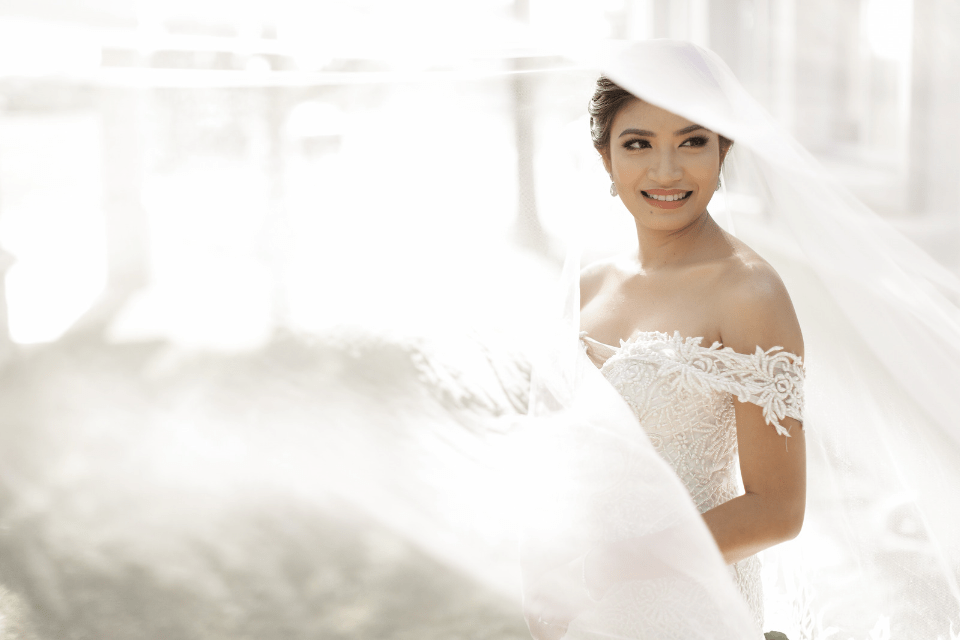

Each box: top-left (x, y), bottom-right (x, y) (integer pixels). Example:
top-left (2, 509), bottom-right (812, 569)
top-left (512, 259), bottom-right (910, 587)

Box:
top-left (0, 2), bottom-right (957, 638)
top-left (0, 0), bottom-right (956, 349)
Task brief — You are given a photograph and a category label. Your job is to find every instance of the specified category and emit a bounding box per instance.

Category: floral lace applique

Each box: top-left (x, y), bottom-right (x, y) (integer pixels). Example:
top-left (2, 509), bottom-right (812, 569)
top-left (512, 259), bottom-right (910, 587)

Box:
top-left (578, 330), bottom-right (805, 632)
top-left (598, 330), bottom-right (804, 436)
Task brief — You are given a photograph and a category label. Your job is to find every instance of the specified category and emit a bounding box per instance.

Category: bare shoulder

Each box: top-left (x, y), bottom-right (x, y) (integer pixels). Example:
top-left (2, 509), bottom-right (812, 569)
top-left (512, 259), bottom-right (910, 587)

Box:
top-left (580, 255), bottom-right (618, 308)
top-left (715, 241), bottom-right (804, 358)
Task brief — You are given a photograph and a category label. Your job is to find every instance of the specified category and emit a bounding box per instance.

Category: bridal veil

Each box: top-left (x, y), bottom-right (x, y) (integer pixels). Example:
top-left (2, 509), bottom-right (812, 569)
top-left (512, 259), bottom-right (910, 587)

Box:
top-left (519, 39), bottom-right (960, 639)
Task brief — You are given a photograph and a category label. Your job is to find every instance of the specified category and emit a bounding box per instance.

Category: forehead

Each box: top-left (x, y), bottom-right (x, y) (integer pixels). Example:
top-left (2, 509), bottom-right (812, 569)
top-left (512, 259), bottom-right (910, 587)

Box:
top-left (612, 98), bottom-right (698, 133)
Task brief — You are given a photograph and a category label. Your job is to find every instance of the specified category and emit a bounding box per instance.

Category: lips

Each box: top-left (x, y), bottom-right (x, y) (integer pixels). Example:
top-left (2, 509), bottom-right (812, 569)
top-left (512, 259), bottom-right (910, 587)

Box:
top-left (641, 189), bottom-right (693, 209)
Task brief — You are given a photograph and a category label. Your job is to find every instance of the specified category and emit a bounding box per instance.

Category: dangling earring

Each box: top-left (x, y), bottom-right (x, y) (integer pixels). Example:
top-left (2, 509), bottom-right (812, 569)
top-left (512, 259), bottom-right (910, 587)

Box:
top-left (715, 176), bottom-right (722, 192)
top-left (610, 182), bottom-right (618, 197)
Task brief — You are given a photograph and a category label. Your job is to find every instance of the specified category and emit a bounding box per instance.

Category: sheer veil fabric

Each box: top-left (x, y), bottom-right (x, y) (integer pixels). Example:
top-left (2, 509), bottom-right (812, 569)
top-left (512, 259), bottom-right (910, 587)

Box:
top-left (520, 40), bottom-right (960, 639)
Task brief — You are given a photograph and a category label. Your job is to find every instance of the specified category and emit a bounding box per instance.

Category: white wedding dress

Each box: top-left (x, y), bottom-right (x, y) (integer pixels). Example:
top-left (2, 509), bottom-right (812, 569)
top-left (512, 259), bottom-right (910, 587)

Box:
top-left (577, 330), bottom-right (805, 634)
top-left (519, 39), bottom-right (960, 640)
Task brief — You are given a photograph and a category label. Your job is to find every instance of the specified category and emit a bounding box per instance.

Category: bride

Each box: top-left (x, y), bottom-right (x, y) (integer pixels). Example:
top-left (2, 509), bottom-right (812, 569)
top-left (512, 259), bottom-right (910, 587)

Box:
top-left (516, 39), bottom-right (960, 640)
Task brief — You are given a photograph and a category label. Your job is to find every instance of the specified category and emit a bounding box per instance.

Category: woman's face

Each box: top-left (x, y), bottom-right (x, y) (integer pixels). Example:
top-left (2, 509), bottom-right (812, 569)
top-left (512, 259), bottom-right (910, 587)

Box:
top-left (602, 98), bottom-right (725, 232)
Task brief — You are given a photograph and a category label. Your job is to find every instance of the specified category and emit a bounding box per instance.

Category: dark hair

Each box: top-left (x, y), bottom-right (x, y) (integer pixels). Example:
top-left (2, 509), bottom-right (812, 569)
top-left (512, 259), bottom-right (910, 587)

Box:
top-left (588, 76), bottom-right (733, 159)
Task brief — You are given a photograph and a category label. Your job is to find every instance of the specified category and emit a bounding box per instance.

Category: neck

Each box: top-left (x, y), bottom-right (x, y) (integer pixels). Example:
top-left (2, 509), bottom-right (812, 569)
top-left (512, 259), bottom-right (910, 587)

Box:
top-left (634, 210), bottom-right (719, 270)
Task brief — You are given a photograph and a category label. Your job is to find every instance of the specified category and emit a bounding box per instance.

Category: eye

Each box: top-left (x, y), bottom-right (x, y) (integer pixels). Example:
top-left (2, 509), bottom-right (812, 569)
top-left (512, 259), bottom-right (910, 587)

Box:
top-left (623, 138), bottom-right (651, 150)
top-left (680, 135), bottom-right (709, 148)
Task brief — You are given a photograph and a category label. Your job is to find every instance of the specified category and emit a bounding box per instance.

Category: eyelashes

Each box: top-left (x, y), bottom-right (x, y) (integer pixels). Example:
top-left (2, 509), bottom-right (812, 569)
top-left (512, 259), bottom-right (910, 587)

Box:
top-left (622, 135), bottom-right (710, 150)
top-left (623, 138), bottom-right (652, 150)
top-left (682, 136), bottom-right (709, 148)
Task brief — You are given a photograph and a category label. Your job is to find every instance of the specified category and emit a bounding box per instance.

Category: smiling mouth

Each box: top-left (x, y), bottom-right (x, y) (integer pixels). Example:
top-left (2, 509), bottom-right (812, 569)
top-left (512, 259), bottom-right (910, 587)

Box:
top-left (641, 190), bottom-right (692, 202)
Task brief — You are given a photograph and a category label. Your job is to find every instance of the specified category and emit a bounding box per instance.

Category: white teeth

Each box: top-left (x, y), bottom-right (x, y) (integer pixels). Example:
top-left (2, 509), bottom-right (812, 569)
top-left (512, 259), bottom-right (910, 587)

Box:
top-left (645, 191), bottom-right (690, 201)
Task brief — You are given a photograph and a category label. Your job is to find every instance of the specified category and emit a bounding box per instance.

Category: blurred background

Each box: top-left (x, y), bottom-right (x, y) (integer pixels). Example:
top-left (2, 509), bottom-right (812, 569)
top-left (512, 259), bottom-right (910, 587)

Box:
top-left (0, 0), bottom-right (957, 638)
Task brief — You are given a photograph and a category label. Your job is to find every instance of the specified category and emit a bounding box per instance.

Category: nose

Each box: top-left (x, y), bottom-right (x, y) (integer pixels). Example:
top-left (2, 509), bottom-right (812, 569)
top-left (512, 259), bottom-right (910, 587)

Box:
top-left (647, 149), bottom-right (683, 184)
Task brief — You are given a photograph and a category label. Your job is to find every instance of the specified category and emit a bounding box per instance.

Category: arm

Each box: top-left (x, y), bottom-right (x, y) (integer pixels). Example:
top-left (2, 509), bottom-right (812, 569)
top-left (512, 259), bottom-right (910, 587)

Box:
top-left (702, 412), bottom-right (805, 564)
top-left (704, 263), bottom-right (807, 564)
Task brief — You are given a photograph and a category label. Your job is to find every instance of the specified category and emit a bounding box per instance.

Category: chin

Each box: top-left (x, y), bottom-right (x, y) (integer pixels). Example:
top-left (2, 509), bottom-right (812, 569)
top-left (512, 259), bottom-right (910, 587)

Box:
top-left (631, 206), bottom-right (708, 231)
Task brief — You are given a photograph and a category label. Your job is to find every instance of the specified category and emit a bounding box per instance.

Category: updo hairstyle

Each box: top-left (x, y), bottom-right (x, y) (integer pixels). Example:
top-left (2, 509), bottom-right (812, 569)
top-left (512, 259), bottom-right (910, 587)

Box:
top-left (588, 75), bottom-right (733, 159)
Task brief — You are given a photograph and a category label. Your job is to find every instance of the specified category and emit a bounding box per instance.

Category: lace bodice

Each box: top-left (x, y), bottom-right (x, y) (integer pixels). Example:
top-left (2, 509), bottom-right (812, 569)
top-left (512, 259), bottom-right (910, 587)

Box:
top-left (576, 330), bottom-right (805, 635)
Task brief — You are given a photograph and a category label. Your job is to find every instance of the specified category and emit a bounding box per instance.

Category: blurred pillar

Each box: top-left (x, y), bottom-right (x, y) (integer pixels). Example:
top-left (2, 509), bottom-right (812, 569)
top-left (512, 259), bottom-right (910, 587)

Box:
top-left (770, 0), bottom-right (795, 129)
top-left (907, 0), bottom-right (960, 218)
top-left (905, 0), bottom-right (960, 275)
top-left (0, 134), bottom-right (11, 360)
top-left (512, 0), bottom-right (545, 251)
top-left (102, 88), bottom-right (149, 290)
top-left (745, 0), bottom-right (771, 106)
top-left (623, 0), bottom-right (655, 39)
top-left (260, 83), bottom-right (291, 329)
top-left (69, 86), bottom-right (150, 338)
top-left (650, 0), bottom-right (671, 38)
top-left (664, 0), bottom-right (710, 45)
top-left (708, 0), bottom-right (743, 71)
top-left (0, 246), bottom-right (14, 364)
top-left (786, 0), bottom-right (856, 149)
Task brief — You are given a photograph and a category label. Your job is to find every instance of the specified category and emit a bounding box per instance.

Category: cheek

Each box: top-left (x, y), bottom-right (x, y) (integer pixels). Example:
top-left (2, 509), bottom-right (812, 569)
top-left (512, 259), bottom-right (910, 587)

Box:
top-left (688, 155), bottom-right (719, 181)
top-left (610, 153), bottom-right (649, 180)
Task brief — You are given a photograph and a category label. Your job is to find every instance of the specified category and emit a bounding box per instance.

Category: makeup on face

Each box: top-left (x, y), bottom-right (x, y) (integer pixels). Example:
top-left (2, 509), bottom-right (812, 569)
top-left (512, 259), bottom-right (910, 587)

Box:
top-left (605, 100), bottom-right (721, 227)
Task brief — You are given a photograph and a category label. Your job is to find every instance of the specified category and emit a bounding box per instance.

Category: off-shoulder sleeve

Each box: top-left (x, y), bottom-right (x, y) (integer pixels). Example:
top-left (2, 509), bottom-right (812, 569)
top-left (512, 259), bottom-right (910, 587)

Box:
top-left (708, 346), bottom-right (805, 437)
top-left (589, 332), bottom-right (805, 437)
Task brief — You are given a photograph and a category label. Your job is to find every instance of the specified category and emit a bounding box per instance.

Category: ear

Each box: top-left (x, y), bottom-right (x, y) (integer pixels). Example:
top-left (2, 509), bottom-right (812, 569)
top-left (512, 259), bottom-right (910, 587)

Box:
top-left (600, 149), bottom-right (612, 175)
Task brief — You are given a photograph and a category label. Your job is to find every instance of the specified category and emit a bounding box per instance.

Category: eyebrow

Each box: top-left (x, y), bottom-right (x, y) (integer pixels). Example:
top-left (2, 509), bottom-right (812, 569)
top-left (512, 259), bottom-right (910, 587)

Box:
top-left (618, 124), bottom-right (706, 138)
